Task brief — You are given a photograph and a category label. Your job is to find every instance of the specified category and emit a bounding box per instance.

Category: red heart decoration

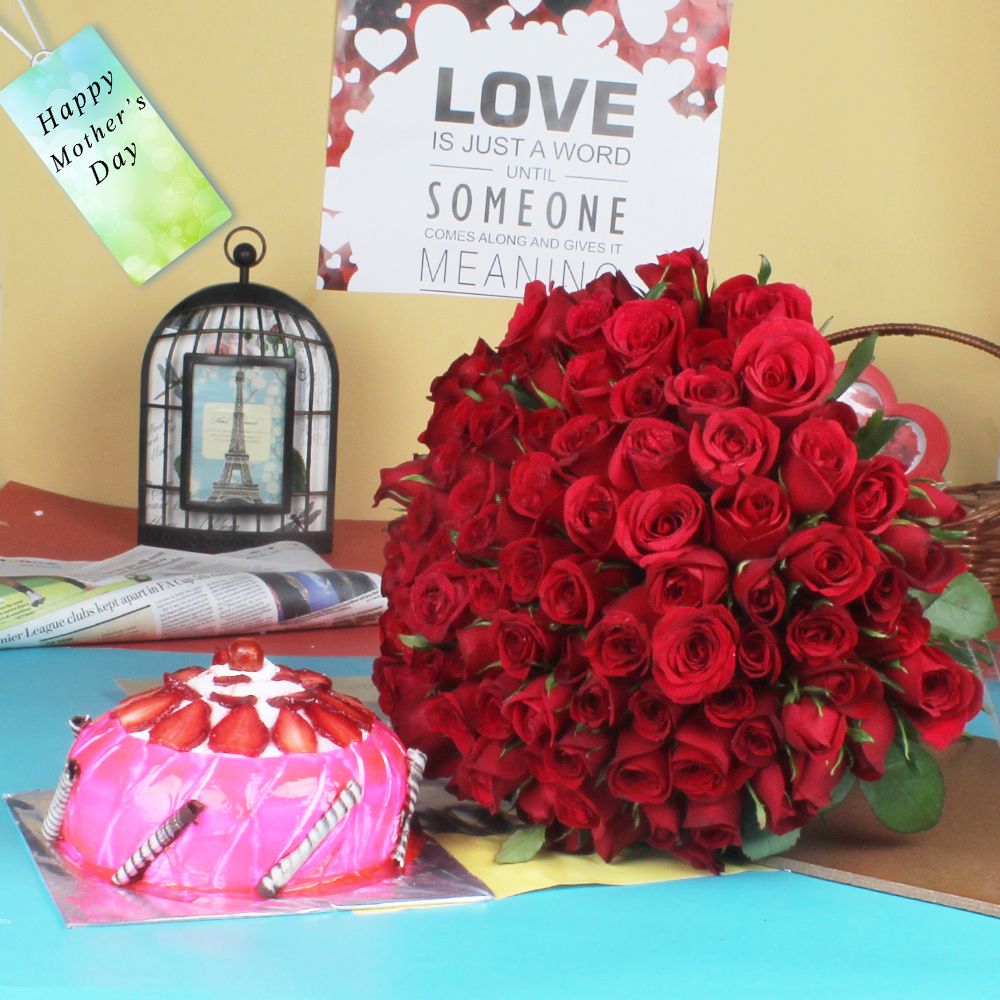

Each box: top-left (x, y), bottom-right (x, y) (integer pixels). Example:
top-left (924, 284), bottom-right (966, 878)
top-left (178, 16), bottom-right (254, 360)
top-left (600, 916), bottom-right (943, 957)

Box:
top-left (835, 363), bottom-right (950, 479)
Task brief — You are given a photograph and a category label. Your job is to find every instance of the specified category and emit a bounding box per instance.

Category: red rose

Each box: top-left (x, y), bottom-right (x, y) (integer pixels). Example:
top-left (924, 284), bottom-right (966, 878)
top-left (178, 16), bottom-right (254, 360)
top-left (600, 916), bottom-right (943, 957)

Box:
top-left (859, 596), bottom-right (931, 660)
top-left (676, 328), bottom-right (735, 371)
top-left (689, 408), bottom-right (780, 487)
top-left (892, 645), bottom-right (983, 748)
top-left (782, 699), bottom-right (847, 757)
top-left (563, 476), bottom-right (620, 556)
top-left (712, 278), bottom-right (813, 343)
top-left (667, 366), bottom-right (741, 423)
top-left (425, 685), bottom-right (478, 754)
top-left (593, 806), bottom-right (649, 863)
top-left (608, 417), bottom-right (694, 492)
top-left (707, 273), bottom-right (756, 333)
top-left (780, 418), bottom-right (857, 514)
top-left (606, 728), bottom-right (671, 805)
top-left (651, 604), bottom-right (739, 703)
top-left (603, 298), bottom-right (685, 371)
top-left (752, 763), bottom-right (800, 835)
top-left (879, 523), bottom-right (967, 594)
top-left (609, 367), bottom-right (671, 421)
top-left (569, 673), bottom-right (629, 729)
top-left (499, 536), bottom-right (575, 604)
top-left (502, 676), bottom-right (572, 748)
top-left (850, 700), bottom-right (896, 781)
top-left (710, 476), bottom-right (791, 561)
top-left (643, 798), bottom-right (682, 851)
top-left (628, 681), bottom-right (684, 742)
top-left (467, 391), bottom-right (523, 463)
top-left (785, 605), bottom-right (858, 667)
top-left (635, 247), bottom-right (709, 313)
top-left (791, 748), bottom-right (846, 816)
top-left (452, 737), bottom-right (529, 812)
top-left (684, 793), bottom-right (743, 852)
top-left (539, 728), bottom-right (612, 790)
top-left (798, 660), bottom-right (884, 720)
top-left (643, 546), bottom-right (729, 610)
top-left (732, 318), bottom-right (835, 422)
top-left (470, 672), bottom-right (520, 741)
top-left (500, 282), bottom-right (573, 350)
top-left (558, 287), bottom-right (615, 354)
top-left (902, 483), bottom-right (965, 524)
top-left (387, 692), bottom-right (459, 776)
top-left (508, 451), bottom-right (566, 522)
top-left (516, 780), bottom-right (559, 826)
top-left (858, 564), bottom-right (909, 630)
top-left (736, 626), bottom-right (783, 683)
top-left (562, 349), bottom-right (621, 416)
top-left (583, 610), bottom-right (650, 680)
top-left (779, 523), bottom-right (882, 604)
top-left (732, 559), bottom-right (786, 627)
top-left (731, 711), bottom-right (781, 767)
top-left (830, 456), bottom-right (909, 534)
top-left (549, 415), bottom-right (621, 478)
top-left (614, 483), bottom-right (708, 561)
top-left (704, 680), bottom-right (756, 728)
top-left (494, 609), bottom-right (559, 679)
top-left (517, 405), bottom-right (567, 454)
top-left (553, 782), bottom-right (617, 831)
top-left (538, 556), bottom-right (623, 627)
top-left (670, 717), bottom-right (750, 801)
top-left (406, 561), bottom-right (470, 643)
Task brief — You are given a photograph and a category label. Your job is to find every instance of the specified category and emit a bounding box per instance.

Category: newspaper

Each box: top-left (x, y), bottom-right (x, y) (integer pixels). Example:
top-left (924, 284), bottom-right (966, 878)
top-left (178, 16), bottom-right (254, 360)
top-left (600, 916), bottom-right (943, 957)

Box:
top-left (0, 541), bottom-right (386, 649)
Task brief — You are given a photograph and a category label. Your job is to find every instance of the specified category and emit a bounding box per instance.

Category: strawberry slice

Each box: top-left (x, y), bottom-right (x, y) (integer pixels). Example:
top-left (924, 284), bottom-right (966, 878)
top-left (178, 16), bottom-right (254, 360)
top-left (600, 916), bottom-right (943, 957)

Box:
top-left (162, 670), bottom-right (202, 700)
top-left (228, 638), bottom-right (265, 672)
top-left (210, 692), bottom-right (258, 709)
top-left (266, 691), bottom-right (314, 709)
top-left (208, 704), bottom-right (269, 756)
top-left (213, 673), bottom-right (252, 687)
top-left (315, 690), bottom-right (374, 729)
top-left (272, 708), bottom-right (318, 753)
top-left (212, 647), bottom-right (228, 665)
top-left (305, 703), bottom-right (362, 747)
top-left (114, 689), bottom-right (181, 732)
top-left (149, 701), bottom-right (211, 751)
top-left (273, 665), bottom-right (300, 684)
top-left (294, 668), bottom-right (333, 691)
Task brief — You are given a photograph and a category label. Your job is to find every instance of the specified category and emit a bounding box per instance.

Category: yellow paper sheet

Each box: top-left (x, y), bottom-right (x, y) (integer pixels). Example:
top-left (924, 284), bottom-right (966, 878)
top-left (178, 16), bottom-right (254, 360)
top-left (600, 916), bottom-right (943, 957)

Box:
top-left (433, 832), bottom-right (762, 899)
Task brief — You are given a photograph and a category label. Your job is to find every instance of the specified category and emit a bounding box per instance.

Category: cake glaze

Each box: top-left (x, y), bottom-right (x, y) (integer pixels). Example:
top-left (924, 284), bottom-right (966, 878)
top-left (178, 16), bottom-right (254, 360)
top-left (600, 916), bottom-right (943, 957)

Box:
top-left (50, 640), bottom-right (417, 898)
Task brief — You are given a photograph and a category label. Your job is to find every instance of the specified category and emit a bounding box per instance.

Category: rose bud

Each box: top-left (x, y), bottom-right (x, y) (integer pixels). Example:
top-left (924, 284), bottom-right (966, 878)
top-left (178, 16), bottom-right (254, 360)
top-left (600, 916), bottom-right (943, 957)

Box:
top-left (557, 286), bottom-right (615, 354)
top-left (499, 536), bottom-right (576, 604)
top-left (606, 728), bottom-right (672, 805)
top-left (710, 274), bottom-right (813, 342)
top-left (451, 737), bottom-right (529, 813)
top-left (736, 626), bottom-right (783, 683)
top-left (666, 366), bottom-right (741, 423)
top-left (731, 712), bottom-right (782, 767)
top-left (684, 792), bottom-right (743, 852)
top-left (538, 556), bottom-right (625, 627)
top-left (608, 417), bottom-right (694, 492)
top-left (540, 728), bottom-right (613, 790)
top-left (676, 327), bottom-right (736, 371)
top-left (502, 676), bottom-right (573, 748)
top-left (850, 700), bottom-right (897, 781)
top-left (779, 523), bottom-right (882, 605)
top-left (643, 798), bottom-right (683, 851)
top-left (603, 297), bottom-right (685, 371)
top-left (614, 483), bottom-right (708, 561)
top-left (642, 546), bottom-right (730, 610)
top-left (550, 414), bottom-right (621, 478)
top-left (670, 717), bottom-right (751, 801)
top-left (791, 747), bottom-right (846, 816)
top-left (507, 451), bottom-right (567, 523)
top-left (704, 680), bottom-right (756, 728)
top-left (651, 604), bottom-right (739, 703)
top-left (562, 349), bottom-right (621, 416)
top-left (584, 610), bottom-right (651, 680)
top-left (628, 681), bottom-right (685, 742)
top-left (902, 483), bottom-right (965, 524)
top-left (798, 660), bottom-right (884, 720)
top-left (858, 596), bottom-right (931, 660)
top-left (563, 475), bottom-right (621, 557)
top-left (785, 604), bottom-right (859, 667)
top-left (609, 367), bottom-right (672, 421)
top-left (733, 559), bottom-right (786, 627)
top-left (780, 417), bottom-right (857, 514)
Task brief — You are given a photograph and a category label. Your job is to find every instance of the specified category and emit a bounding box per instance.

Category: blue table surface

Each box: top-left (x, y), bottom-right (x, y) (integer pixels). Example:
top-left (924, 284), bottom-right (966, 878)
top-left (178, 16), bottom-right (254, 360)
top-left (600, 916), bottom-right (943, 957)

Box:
top-left (1, 647), bottom-right (997, 1000)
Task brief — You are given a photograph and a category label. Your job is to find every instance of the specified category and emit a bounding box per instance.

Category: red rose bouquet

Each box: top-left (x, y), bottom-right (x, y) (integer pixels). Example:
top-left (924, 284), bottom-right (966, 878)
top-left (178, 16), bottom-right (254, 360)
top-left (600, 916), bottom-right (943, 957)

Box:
top-left (373, 250), bottom-right (995, 870)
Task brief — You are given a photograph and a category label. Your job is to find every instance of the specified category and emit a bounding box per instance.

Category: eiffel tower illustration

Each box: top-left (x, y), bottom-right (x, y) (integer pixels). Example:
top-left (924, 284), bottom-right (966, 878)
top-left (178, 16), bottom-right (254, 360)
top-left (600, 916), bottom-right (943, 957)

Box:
top-left (207, 369), bottom-right (264, 505)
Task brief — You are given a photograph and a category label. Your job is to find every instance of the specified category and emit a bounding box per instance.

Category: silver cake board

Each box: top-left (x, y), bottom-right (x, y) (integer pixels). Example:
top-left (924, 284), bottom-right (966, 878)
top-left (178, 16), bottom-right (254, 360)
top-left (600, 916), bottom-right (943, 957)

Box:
top-left (7, 789), bottom-right (492, 928)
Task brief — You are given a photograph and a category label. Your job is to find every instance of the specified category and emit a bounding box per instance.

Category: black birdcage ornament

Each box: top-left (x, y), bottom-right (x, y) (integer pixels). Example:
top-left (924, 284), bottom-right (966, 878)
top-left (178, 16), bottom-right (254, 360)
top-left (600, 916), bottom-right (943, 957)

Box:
top-left (139, 227), bottom-right (338, 553)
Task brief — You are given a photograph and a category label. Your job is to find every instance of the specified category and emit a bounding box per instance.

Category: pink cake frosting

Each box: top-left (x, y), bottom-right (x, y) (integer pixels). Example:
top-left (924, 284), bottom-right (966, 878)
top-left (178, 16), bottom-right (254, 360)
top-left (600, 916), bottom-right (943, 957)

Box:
top-left (50, 640), bottom-right (417, 897)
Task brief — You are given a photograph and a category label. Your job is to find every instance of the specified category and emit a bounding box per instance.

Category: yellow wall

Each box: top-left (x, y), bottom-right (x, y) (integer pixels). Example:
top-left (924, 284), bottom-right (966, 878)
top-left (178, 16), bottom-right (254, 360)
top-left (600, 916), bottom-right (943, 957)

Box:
top-left (1, 0), bottom-right (998, 522)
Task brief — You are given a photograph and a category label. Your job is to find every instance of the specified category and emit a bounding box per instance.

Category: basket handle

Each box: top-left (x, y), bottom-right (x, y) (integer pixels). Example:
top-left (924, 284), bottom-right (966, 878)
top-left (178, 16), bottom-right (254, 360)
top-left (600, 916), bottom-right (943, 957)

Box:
top-left (826, 322), bottom-right (1000, 361)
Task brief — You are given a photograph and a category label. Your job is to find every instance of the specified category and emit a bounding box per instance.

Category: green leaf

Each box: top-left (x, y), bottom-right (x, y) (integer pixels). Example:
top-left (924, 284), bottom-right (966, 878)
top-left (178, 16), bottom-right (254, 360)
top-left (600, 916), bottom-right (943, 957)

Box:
top-left (827, 769), bottom-right (856, 810)
top-left (847, 725), bottom-right (875, 744)
top-left (495, 824), bottom-right (548, 864)
top-left (829, 331), bottom-right (878, 401)
top-left (854, 410), bottom-right (906, 460)
top-left (398, 633), bottom-right (432, 650)
top-left (860, 741), bottom-right (944, 833)
top-left (290, 448), bottom-right (308, 493)
top-left (741, 821), bottom-right (801, 862)
top-left (818, 315), bottom-right (834, 334)
top-left (935, 639), bottom-right (978, 671)
top-left (756, 254), bottom-right (772, 285)
top-left (532, 384), bottom-right (565, 410)
top-left (503, 380), bottom-right (540, 411)
top-left (924, 572), bottom-right (999, 641)
top-left (645, 280), bottom-right (668, 300)
top-left (929, 526), bottom-right (967, 542)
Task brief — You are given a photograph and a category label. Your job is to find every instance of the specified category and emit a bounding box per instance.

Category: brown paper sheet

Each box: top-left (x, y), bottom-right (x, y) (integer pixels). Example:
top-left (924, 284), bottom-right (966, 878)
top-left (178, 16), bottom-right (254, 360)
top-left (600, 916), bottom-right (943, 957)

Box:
top-left (770, 737), bottom-right (1000, 917)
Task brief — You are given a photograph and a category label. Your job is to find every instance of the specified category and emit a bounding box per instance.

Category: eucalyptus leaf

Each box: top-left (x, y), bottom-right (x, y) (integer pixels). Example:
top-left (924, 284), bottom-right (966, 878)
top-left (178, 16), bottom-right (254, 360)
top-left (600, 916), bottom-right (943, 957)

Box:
top-left (854, 410), bottom-right (906, 460)
top-left (829, 331), bottom-right (877, 401)
top-left (924, 572), bottom-right (998, 641)
top-left (860, 741), bottom-right (943, 833)
top-left (496, 824), bottom-right (547, 864)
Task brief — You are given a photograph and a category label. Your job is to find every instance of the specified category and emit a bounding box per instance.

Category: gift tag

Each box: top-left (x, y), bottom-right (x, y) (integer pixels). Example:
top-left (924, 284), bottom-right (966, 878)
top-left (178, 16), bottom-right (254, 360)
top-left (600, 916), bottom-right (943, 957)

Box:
top-left (0, 24), bottom-right (230, 284)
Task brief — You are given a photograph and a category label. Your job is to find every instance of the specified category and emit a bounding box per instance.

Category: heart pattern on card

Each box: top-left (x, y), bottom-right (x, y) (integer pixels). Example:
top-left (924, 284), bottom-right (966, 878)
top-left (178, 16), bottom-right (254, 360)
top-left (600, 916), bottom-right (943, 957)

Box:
top-left (510, 0), bottom-right (542, 15)
top-left (562, 10), bottom-right (615, 47)
top-left (619, 0), bottom-right (677, 46)
top-left (354, 27), bottom-right (407, 71)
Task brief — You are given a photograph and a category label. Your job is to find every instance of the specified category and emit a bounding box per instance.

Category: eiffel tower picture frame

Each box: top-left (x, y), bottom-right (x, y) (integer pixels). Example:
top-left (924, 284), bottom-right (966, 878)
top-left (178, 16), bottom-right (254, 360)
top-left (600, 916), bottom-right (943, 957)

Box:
top-left (179, 354), bottom-right (297, 515)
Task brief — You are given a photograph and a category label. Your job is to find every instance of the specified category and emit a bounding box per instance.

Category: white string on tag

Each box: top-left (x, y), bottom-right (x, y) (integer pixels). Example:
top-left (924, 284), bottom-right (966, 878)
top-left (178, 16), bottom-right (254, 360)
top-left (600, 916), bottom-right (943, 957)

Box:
top-left (0, 0), bottom-right (48, 64)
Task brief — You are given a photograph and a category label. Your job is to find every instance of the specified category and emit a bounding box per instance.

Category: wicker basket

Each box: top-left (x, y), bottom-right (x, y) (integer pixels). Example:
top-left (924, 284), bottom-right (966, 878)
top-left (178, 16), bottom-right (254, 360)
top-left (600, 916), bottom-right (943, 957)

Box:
top-left (827, 323), bottom-right (1000, 597)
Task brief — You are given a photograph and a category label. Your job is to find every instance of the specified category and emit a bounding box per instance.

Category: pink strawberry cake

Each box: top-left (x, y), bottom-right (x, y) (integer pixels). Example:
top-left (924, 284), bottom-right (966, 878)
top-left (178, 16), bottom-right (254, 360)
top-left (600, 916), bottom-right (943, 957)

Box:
top-left (45, 640), bottom-right (423, 898)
